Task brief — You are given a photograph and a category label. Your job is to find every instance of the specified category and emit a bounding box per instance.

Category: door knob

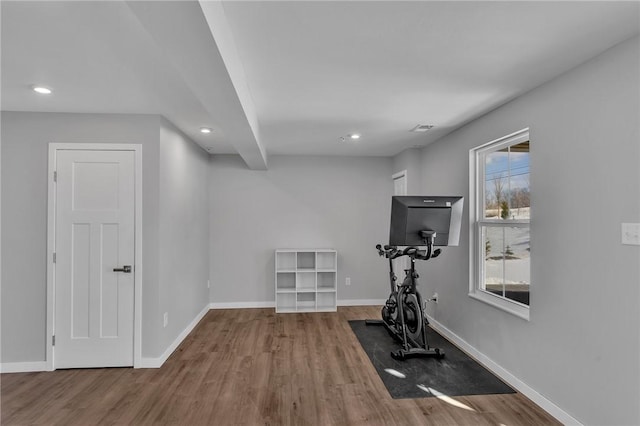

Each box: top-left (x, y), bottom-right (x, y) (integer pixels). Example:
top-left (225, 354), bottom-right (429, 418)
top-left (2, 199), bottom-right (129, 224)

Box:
top-left (113, 265), bottom-right (132, 273)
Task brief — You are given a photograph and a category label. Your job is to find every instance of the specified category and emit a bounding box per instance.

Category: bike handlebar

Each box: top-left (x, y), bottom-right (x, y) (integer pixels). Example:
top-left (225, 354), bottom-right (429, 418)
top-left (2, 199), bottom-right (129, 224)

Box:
top-left (376, 244), bottom-right (401, 259)
top-left (376, 244), bottom-right (435, 260)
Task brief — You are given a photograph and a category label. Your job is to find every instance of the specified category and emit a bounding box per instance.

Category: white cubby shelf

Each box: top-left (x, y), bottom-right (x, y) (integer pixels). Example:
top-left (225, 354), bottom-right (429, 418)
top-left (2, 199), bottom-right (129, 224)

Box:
top-left (275, 249), bottom-right (337, 313)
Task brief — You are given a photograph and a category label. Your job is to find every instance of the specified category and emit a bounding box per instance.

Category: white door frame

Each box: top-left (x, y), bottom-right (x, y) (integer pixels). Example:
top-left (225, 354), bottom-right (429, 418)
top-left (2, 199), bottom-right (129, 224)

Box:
top-left (392, 170), bottom-right (408, 195)
top-left (392, 170), bottom-right (408, 275)
top-left (46, 143), bottom-right (143, 370)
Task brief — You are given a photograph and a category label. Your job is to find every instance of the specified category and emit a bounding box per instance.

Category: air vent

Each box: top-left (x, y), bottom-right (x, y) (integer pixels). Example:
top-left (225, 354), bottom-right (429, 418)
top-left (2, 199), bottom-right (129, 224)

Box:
top-left (411, 124), bottom-right (435, 132)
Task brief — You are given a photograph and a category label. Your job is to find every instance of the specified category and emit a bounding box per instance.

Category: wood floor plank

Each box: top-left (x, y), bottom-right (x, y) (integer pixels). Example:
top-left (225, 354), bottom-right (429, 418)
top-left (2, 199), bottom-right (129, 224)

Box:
top-left (1, 306), bottom-right (560, 425)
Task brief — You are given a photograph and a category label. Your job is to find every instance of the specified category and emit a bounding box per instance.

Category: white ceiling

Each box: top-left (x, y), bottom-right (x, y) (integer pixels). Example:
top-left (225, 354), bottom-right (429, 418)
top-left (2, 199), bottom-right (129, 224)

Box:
top-left (2, 1), bottom-right (639, 168)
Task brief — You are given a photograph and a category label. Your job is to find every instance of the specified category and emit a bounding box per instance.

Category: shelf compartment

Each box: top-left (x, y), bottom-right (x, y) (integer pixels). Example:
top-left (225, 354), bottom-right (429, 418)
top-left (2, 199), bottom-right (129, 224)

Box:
top-left (276, 293), bottom-right (296, 313)
top-left (296, 271), bottom-right (316, 291)
top-left (296, 252), bottom-right (316, 270)
top-left (317, 292), bottom-right (336, 311)
top-left (317, 271), bottom-right (336, 290)
top-left (276, 251), bottom-right (296, 271)
top-left (275, 272), bottom-right (296, 291)
top-left (316, 251), bottom-right (337, 270)
top-left (297, 292), bottom-right (316, 311)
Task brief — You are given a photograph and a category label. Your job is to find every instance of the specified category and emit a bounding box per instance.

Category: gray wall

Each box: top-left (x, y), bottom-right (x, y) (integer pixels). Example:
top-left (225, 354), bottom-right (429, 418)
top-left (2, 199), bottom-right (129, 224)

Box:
top-left (209, 155), bottom-right (392, 304)
top-left (156, 118), bottom-right (210, 356)
top-left (0, 112), bottom-right (209, 362)
top-left (1, 112), bottom-right (160, 362)
top-left (406, 36), bottom-right (640, 425)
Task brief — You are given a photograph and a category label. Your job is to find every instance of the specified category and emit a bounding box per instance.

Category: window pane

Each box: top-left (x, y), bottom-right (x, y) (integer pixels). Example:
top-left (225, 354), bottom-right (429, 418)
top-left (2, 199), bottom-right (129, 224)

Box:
top-left (483, 226), bottom-right (530, 306)
top-left (504, 227), bottom-right (530, 305)
top-left (483, 226), bottom-right (504, 295)
top-left (484, 141), bottom-right (530, 220)
top-left (484, 149), bottom-right (509, 219)
top-left (509, 141), bottom-right (530, 219)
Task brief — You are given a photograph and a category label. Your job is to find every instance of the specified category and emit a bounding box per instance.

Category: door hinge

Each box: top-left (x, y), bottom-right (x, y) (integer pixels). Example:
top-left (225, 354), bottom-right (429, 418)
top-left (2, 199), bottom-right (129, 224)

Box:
top-left (53, 171), bottom-right (57, 182)
top-left (52, 335), bottom-right (56, 346)
top-left (53, 252), bottom-right (56, 263)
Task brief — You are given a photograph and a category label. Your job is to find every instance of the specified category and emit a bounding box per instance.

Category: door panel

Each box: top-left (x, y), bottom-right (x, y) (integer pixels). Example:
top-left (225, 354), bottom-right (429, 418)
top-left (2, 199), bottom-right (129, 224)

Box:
top-left (71, 223), bottom-right (91, 339)
top-left (100, 223), bottom-right (120, 338)
top-left (55, 149), bottom-right (135, 368)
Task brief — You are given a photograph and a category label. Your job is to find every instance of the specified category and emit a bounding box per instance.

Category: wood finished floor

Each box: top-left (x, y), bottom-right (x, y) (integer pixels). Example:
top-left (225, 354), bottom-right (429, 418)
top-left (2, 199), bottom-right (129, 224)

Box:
top-left (1, 306), bottom-right (560, 425)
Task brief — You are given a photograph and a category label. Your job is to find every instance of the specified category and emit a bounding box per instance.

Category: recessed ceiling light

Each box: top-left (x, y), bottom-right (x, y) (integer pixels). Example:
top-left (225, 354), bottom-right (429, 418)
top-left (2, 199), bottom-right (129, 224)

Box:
top-left (349, 133), bottom-right (361, 140)
top-left (411, 124), bottom-right (435, 132)
top-left (32, 85), bottom-right (52, 95)
top-left (200, 127), bottom-right (212, 134)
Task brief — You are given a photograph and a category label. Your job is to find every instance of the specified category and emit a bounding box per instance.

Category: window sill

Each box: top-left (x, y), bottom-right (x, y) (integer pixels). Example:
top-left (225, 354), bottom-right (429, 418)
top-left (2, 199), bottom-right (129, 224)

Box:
top-left (468, 290), bottom-right (530, 321)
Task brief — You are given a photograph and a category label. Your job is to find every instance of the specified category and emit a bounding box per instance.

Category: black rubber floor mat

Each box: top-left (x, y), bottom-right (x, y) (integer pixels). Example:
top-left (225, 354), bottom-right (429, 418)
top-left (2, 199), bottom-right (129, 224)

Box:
top-left (349, 320), bottom-right (515, 399)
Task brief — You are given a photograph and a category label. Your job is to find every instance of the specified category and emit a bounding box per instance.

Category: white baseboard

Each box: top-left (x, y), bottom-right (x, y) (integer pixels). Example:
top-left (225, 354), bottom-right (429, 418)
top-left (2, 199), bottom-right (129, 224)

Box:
top-left (137, 303), bottom-right (210, 369)
top-left (338, 299), bottom-right (385, 306)
top-left (210, 300), bottom-right (385, 309)
top-left (137, 356), bottom-right (164, 369)
top-left (426, 315), bottom-right (582, 426)
top-left (0, 361), bottom-right (48, 373)
top-left (209, 301), bottom-right (275, 309)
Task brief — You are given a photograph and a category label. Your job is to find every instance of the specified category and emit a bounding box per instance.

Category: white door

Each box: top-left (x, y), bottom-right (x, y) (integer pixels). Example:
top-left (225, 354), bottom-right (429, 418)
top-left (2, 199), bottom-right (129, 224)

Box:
top-left (392, 171), bottom-right (408, 277)
top-left (393, 173), bottom-right (407, 196)
top-left (54, 149), bottom-right (135, 368)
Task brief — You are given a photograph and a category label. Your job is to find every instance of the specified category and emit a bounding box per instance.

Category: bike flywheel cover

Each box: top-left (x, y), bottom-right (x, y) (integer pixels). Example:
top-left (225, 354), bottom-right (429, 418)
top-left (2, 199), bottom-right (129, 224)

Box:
top-left (389, 292), bottom-right (398, 321)
top-left (403, 293), bottom-right (423, 341)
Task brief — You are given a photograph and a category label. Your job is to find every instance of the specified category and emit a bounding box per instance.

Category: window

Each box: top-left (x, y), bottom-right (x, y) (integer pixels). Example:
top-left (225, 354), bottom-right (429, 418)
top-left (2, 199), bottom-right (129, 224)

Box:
top-left (469, 129), bottom-right (530, 320)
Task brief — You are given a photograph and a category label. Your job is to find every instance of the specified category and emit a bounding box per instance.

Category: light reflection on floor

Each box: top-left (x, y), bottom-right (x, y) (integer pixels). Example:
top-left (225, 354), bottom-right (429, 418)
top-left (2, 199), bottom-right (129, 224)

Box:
top-left (383, 368), bottom-right (407, 379)
top-left (416, 384), bottom-right (477, 412)
top-left (382, 365), bottom-right (478, 414)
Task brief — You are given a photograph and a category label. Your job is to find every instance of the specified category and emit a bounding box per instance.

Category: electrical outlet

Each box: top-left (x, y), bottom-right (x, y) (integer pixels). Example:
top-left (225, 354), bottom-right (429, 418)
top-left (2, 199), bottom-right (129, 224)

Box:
top-left (345, 277), bottom-right (351, 286)
top-left (163, 312), bottom-right (168, 328)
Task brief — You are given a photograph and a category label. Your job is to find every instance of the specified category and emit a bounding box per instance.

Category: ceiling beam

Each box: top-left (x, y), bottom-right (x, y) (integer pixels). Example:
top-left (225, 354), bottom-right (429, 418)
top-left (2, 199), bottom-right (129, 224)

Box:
top-left (197, 1), bottom-right (267, 169)
top-left (126, 1), bottom-right (267, 170)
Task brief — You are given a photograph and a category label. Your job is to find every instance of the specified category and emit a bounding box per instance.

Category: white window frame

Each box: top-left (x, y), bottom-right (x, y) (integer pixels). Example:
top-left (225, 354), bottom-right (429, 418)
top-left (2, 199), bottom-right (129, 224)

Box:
top-left (469, 128), bottom-right (530, 320)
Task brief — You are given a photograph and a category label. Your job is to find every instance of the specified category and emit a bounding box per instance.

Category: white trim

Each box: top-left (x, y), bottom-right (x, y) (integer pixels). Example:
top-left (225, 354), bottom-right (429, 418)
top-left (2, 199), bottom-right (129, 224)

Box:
top-left (210, 301), bottom-right (275, 309)
top-left (391, 169), bottom-right (407, 182)
top-left (0, 361), bottom-right (49, 374)
top-left (427, 316), bottom-right (581, 425)
top-left (137, 304), bottom-right (210, 369)
top-left (468, 291), bottom-right (530, 321)
top-left (473, 128), bottom-right (530, 154)
top-left (469, 129), bottom-right (531, 317)
top-left (46, 148), bottom-right (56, 371)
top-left (133, 146), bottom-right (143, 368)
top-left (392, 169), bottom-right (408, 198)
top-left (337, 299), bottom-right (386, 306)
top-left (392, 170), bottom-right (409, 273)
top-left (136, 358), bottom-right (164, 369)
top-left (47, 143), bottom-right (143, 370)
top-left (209, 299), bottom-right (386, 310)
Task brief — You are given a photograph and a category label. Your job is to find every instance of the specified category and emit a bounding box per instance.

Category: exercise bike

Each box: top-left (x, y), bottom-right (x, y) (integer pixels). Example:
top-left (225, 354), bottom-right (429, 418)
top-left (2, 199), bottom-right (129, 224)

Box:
top-left (366, 230), bottom-right (444, 360)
